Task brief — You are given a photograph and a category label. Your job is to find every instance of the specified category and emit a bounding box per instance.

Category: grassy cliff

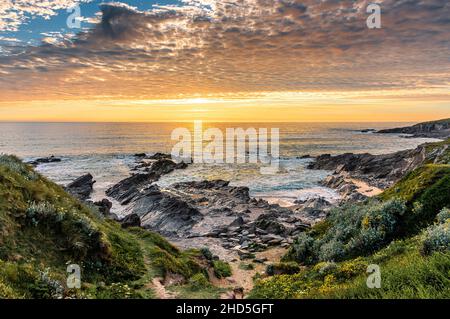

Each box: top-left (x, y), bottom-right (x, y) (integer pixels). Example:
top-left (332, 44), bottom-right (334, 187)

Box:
top-left (250, 139), bottom-right (450, 299)
top-left (0, 155), bottom-right (224, 299)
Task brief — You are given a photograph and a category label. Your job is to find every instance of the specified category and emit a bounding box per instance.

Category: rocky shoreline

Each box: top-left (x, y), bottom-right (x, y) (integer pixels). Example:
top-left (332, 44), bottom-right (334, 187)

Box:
top-left (376, 118), bottom-right (450, 138)
top-left (44, 119), bottom-right (450, 263)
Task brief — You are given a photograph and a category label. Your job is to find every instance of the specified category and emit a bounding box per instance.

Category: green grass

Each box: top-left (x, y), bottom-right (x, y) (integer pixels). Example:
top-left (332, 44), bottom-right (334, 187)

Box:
top-left (250, 154), bottom-right (450, 299)
top-left (0, 155), bottom-right (211, 299)
top-left (249, 236), bottom-right (450, 299)
top-left (212, 260), bottom-right (232, 279)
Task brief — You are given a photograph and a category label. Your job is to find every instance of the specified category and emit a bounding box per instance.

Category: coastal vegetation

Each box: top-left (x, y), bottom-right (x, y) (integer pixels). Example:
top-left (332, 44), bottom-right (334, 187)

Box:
top-left (0, 155), bottom-right (227, 298)
top-left (249, 139), bottom-right (450, 299)
top-left (0, 135), bottom-right (449, 299)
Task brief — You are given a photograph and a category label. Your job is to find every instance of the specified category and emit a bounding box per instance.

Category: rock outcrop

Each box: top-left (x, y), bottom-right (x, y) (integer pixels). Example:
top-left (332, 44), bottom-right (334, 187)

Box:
top-left (308, 139), bottom-right (449, 199)
top-left (66, 173), bottom-right (95, 200)
top-left (106, 172), bottom-right (159, 205)
top-left (308, 145), bottom-right (426, 189)
top-left (377, 118), bottom-right (450, 138)
top-left (27, 156), bottom-right (61, 166)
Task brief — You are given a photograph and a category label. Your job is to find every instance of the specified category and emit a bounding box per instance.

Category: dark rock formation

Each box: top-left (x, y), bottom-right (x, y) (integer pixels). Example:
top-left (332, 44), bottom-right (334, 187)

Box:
top-left (93, 198), bottom-right (118, 220)
top-left (106, 172), bottom-right (159, 205)
top-left (120, 213), bottom-right (141, 228)
top-left (147, 152), bottom-right (172, 160)
top-left (146, 159), bottom-right (177, 175)
top-left (377, 118), bottom-right (450, 138)
top-left (307, 139), bottom-right (449, 202)
top-left (27, 156), bottom-right (61, 166)
top-left (308, 146), bottom-right (427, 189)
top-left (123, 184), bottom-right (203, 236)
top-left (66, 173), bottom-right (95, 200)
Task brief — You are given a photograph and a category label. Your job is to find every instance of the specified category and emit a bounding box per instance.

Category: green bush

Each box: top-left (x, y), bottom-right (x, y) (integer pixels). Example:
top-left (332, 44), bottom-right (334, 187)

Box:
top-left (436, 207), bottom-right (450, 224)
top-left (422, 223), bottom-right (450, 255)
top-left (0, 155), bottom-right (38, 181)
top-left (283, 232), bottom-right (316, 264)
top-left (285, 199), bottom-right (406, 264)
top-left (266, 262), bottom-right (300, 275)
top-left (239, 263), bottom-right (254, 271)
top-left (212, 260), bottom-right (232, 279)
top-left (188, 273), bottom-right (210, 291)
top-left (200, 247), bottom-right (213, 261)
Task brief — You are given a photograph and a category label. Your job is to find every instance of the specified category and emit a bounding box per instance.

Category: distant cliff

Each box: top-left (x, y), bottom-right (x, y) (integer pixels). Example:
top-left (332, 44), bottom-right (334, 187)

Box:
top-left (378, 118), bottom-right (450, 138)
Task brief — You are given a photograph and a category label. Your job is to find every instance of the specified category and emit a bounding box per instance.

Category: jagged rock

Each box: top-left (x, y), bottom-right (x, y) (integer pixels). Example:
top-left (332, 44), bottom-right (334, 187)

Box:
top-left (172, 179), bottom-right (230, 190)
top-left (94, 198), bottom-right (112, 215)
top-left (66, 173), bottom-right (95, 200)
top-left (377, 118), bottom-right (450, 138)
top-left (125, 184), bottom-right (203, 237)
top-left (229, 216), bottom-right (245, 227)
top-left (147, 152), bottom-right (172, 160)
top-left (255, 213), bottom-right (287, 235)
top-left (120, 213), bottom-right (141, 228)
top-left (134, 153), bottom-right (147, 158)
top-left (175, 162), bottom-right (188, 169)
top-left (27, 155), bottom-right (61, 166)
top-left (307, 142), bottom-right (444, 189)
top-left (146, 159), bottom-right (177, 175)
top-left (106, 173), bottom-right (159, 205)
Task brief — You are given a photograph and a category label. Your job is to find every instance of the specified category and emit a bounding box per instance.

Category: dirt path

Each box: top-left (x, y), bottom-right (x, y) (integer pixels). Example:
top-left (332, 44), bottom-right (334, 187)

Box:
top-left (151, 277), bottom-right (177, 299)
top-left (218, 247), bottom-right (287, 298)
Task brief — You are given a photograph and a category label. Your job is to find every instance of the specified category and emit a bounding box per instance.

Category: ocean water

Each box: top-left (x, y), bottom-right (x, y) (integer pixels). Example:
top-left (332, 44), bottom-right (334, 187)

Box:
top-left (0, 122), bottom-right (439, 213)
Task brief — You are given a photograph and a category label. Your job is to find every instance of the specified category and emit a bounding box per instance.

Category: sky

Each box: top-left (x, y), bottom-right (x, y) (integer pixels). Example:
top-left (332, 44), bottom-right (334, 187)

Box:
top-left (0, 0), bottom-right (449, 122)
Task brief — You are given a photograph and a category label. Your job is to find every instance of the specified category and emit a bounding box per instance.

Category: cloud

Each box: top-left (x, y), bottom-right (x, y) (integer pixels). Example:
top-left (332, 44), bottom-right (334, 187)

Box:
top-left (0, 0), bottom-right (94, 32)
top-left (0, 0), bottom-right (449, 100)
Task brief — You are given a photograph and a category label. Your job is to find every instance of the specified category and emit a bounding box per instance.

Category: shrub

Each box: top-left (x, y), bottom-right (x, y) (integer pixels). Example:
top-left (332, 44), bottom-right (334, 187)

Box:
top-left (283, 232), bottom-right (316, 265)
top-left (318, 240), bottom-right (345, 262)
top-left (335, 258), bottom-right (368, 280)
top-left (436, 207), bottom-right (450, 224)
top-left (422, 221), bottom-right (450, 255)
top-left (266, 262), bottom-right (300, 276)
top-left (239, 263), bottom-right (254, 271)
top-left (212, 260), bottom-right (232, 279)
top-left (188, 273), bottom-right (210, 291)
top-left (200, 247), bottom-right (213, 261)
top-left (313, 261), bottom-right (338, 277)
top-left (0, 155), bottom-right (38, 181)
top-left (285, 199), bottom-right (406, 264)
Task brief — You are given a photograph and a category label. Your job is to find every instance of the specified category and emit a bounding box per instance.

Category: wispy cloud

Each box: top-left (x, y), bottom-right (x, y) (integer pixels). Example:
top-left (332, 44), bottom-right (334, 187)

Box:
top-left (0, 0), bottom-right (449, 101)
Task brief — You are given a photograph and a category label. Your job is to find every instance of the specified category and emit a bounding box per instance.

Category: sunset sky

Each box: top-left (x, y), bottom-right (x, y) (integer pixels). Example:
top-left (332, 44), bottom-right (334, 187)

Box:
top-left (0, 0), bottom-right (449, 122)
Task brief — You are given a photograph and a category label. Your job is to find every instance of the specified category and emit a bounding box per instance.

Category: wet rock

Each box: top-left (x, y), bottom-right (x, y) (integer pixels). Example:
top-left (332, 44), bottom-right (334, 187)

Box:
top-left (146, 159), bottom-right (177, 175)
top-left (134, 153), bottom-right (147, 158)
top-left (255, 213), bottom-right (287, 236)
top-left (126, 184), bottom-right (203, 237)
top-left (94, 198), bottom-right (113, 215)
top-left (229, 216), bottom-right (245, 227)
top-left (27, 155), bottom-right (62, 166)
top-left (106, 173), bottom-right (159, 205)
top-left (66, 173), bottom-right (95, 200)
top-left (147, 152), bottom-right (173, 160)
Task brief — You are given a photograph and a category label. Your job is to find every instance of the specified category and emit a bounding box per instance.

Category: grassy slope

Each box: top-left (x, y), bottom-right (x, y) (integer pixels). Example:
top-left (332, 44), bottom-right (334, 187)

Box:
top-left (0, 155), bottom-right (221, 299)
top-left (250, 139), bottom-right (450, 299)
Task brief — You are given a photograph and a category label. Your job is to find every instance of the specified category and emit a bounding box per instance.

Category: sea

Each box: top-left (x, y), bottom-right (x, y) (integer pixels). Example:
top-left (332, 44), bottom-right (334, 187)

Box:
top-left (0, 122), bottom-right (439, 215)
